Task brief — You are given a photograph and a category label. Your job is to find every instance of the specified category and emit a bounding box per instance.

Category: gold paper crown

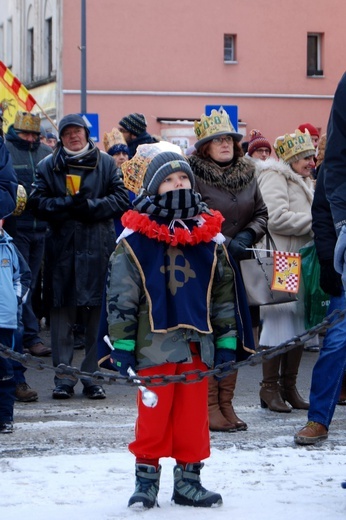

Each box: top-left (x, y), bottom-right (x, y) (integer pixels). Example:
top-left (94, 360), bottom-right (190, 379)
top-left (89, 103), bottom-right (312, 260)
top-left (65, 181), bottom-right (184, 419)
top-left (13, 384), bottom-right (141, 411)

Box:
top-left (121, 141), bottom-right (182, 194)
top-left (194, 107), bottom-right (239, 146)
top-left (13, 111), bottom-right (41, 134)
top-left (274, 129), bottom-right (315, 163)
top-left (103, 127), bottom-right (126, 152)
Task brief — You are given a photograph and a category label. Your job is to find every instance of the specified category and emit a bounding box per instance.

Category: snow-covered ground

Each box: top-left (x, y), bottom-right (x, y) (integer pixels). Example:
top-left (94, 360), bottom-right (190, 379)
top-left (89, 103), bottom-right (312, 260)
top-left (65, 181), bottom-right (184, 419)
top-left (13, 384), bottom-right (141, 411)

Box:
top-left (1, 435), bottom-right (346, 519)
top-left (1, 402), bottom-right (346, 519)
top-left (1, 343), bottom-right (345, 519)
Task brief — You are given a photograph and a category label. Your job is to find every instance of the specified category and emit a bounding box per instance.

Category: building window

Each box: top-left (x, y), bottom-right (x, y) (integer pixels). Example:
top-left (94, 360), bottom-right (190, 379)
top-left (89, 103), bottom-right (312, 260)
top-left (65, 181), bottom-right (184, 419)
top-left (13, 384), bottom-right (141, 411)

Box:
top-left (44, 17), bottom-right (53, 77)
top-left (307, 33), bottom-right (323, 76)
top-left (224, 34), bottom-right (236, 62)
top-left (27, 28), bottom-right (34, 81)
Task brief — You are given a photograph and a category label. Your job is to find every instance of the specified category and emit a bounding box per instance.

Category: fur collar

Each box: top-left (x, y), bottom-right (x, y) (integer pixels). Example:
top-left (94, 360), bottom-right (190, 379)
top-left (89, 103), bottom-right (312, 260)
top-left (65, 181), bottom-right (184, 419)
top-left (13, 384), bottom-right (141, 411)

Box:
top-left (255, 158), bottom-right (315, 204)
top-left (189, 155), bottom-right (256, 194)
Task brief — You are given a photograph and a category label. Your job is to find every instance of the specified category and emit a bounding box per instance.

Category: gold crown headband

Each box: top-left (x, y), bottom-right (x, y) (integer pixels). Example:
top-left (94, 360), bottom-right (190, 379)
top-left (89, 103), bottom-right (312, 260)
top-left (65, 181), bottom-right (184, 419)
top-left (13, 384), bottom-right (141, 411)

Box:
top-left (194, 108), bottom-right (238, 144)
top-left (274, 129), bottom-right (315, 163)
top-left (121, 142), bottom-right (182, 194)
top-left (14, 111), bottom-right (41, 133)
top-left (103, 127), bottom-right (126, 152)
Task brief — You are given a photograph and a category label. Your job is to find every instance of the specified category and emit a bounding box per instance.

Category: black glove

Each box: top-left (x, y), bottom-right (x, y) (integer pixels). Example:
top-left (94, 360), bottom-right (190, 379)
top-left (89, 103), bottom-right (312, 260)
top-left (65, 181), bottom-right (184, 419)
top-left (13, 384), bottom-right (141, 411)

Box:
top-left (70, 194), bottom-right (91, 221)
top-left (110, 348), bottom-right (136, 377)
top-left (319, 259), bottom-right (343, 297)
top-left (214, 348), bottom-right (236, 380)
top-left (228, 229), bottom-right (255, 260)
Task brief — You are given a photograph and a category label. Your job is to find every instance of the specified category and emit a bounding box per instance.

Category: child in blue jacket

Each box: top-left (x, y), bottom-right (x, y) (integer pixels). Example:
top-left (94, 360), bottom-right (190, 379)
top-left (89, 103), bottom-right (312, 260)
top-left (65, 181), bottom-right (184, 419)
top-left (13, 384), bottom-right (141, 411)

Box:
top-left (0, 220), bottom-right (25, 433)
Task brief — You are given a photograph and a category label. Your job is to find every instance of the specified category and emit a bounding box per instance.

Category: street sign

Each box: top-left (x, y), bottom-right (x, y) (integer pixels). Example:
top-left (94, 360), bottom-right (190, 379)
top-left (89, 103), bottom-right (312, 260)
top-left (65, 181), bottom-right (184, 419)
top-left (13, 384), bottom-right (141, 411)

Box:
top-left (205, 105), bottom-right (238, 131)
top-left (79, 113), bottom-right (99, 142)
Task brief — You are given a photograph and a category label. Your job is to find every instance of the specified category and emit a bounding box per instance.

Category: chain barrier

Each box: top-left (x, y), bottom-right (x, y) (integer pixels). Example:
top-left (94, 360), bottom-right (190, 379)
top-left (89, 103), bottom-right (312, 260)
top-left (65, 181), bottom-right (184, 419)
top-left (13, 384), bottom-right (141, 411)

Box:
top-left (0, 309), bottom-right (345, 388)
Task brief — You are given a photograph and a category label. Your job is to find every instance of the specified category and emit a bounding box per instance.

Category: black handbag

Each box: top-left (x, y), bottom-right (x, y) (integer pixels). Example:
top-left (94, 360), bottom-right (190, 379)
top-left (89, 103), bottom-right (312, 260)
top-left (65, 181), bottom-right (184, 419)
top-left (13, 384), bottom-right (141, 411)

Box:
top-left (239, 233), bottom-right (299, 306)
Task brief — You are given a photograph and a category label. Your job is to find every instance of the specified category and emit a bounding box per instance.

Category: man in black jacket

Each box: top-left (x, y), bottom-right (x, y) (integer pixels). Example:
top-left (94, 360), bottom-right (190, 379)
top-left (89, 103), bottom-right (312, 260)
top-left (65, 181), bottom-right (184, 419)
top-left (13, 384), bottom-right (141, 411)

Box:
top-left (28, 114), bottom-right (129, 400)
top-left (5, 111), bottom-right (52, 363)
top-left (5, 111), bottom-right (52, 392)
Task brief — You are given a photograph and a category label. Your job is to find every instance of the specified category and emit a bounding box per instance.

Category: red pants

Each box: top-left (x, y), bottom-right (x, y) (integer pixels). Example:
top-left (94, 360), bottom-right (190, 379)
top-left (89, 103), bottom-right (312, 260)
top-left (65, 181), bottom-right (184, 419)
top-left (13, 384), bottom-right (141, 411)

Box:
top-left (129, 347), bottom-right (210, 463)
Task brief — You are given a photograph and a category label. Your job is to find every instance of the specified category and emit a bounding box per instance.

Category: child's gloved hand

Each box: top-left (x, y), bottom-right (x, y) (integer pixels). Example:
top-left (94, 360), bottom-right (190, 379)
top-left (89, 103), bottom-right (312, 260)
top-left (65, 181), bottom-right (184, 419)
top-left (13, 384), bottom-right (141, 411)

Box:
top-left (334, 225), bottom-right (346, 292)
top-left (110, 348), bottom-right (136, 377)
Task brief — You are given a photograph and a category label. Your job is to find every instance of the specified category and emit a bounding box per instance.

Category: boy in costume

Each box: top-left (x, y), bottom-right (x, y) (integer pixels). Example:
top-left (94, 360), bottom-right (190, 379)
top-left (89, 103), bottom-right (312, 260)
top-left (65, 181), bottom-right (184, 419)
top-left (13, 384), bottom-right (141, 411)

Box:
top-left (104, 144), bottom-right (253, 509)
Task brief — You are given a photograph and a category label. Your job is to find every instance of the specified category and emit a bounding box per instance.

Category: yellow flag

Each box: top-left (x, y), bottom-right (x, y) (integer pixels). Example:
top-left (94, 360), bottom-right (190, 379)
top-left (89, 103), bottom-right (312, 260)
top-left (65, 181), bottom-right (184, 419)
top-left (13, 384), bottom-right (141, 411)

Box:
top-left (0, 61), bottom-right (37, 133)
top-left (271, 251), bottom-right (301, 293)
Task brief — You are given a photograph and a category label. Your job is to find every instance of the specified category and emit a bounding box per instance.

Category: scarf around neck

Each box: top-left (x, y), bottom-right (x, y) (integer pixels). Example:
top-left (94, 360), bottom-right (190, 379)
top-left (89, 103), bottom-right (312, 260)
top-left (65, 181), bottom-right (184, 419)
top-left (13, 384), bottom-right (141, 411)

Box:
top-left (53, 140), bottom-right (99, 172)
top-left (132, 188), bottom-right (210, 220)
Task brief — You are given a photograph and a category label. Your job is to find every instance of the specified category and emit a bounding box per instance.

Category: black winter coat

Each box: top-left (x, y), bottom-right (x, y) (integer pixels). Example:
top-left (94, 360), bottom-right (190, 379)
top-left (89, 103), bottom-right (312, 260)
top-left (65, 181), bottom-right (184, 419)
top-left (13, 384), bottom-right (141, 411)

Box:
top-left (5, 125), bottom-right (52, 232)
top-left (28, 143), bottom-right (129, 307)
top-left (324, 72), bottom-right (346, 233)
top-left (0, 136), bottom-right (17, 219)
top-left (312, 163), bottom-right (342, 296)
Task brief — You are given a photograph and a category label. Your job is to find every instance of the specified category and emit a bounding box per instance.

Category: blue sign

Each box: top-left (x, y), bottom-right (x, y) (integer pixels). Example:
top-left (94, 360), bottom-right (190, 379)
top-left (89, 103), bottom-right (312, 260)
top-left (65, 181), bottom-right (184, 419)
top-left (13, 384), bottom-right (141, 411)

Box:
top-left (205, 105), bottom-right (238, 131)
top-left (79, 113), bottom-right (99, 142)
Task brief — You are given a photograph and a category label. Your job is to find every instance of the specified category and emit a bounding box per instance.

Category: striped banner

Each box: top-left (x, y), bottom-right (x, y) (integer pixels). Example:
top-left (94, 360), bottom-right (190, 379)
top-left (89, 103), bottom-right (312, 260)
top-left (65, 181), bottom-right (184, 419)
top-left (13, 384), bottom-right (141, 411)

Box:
top-left (0, 61), bottom-right (37, 133)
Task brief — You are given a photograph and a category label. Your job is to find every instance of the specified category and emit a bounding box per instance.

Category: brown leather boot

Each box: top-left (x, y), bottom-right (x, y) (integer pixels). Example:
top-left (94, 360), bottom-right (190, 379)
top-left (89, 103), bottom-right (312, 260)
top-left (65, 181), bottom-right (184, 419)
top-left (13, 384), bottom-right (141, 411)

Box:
top-left (208, 376), bottom-right (236, 432)
top-left (260, 355), bottom-right (291, 412)
top-left (260, 382), bottom-right (292, 412)
top-left (279, 345), bottom-right (309, 410)
top-left (219, 372), bottom-right (247, 431)
top-left (337, 372), bottom-right (346, 405)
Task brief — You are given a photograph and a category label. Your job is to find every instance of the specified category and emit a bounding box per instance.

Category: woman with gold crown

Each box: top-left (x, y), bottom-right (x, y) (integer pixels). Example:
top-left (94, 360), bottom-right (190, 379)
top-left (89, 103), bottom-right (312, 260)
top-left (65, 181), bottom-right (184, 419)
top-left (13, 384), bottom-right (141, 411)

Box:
top-left (189, 108), bottom-right (268, 432)
top-left (255, 129), bottom-right (316, 413)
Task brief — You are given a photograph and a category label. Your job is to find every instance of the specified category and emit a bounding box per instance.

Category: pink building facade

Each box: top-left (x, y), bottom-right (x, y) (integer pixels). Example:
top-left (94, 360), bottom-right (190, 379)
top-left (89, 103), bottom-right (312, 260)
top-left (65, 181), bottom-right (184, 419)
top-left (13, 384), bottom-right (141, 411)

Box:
top-left (61, 0), bottom-right (346, 149)
top-left (1, 0), bottom-right (345, 150)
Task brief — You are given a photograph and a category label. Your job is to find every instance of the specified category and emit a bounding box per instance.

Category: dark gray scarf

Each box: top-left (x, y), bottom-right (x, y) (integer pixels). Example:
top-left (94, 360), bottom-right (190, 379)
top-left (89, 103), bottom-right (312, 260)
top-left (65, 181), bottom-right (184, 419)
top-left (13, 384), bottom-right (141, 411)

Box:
top-left (132, 188), bottom-right (211, 219)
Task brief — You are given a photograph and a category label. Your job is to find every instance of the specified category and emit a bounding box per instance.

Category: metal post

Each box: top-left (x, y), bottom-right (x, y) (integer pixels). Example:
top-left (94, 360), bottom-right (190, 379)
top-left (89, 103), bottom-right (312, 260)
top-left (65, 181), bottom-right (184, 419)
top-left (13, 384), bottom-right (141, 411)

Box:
top-left (81, 0), bottom-right (87, 113)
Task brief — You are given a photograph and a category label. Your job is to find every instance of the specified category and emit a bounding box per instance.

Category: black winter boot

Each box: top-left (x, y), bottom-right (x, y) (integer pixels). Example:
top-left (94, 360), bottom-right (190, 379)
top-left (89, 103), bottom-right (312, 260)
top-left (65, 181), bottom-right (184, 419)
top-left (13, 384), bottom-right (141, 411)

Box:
top-left (172, 463), bottom-right (222, 507)
top-left (128, 464), bottom-right (161, 509)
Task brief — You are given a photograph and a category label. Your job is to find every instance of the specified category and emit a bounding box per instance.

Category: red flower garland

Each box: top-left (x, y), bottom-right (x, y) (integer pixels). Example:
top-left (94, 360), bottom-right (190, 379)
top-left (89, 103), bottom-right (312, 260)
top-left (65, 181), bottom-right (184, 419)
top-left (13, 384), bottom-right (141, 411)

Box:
top-left (121, 210), bottom-right (225, 246)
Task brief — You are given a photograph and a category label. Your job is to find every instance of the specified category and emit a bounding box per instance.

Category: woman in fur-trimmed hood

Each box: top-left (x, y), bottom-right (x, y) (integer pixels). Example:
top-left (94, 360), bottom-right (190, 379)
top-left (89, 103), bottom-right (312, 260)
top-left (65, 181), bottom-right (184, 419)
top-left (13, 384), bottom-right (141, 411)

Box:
top-left (255, 130), bottom-right (316, 414)
top-left (189, 108), bottom-right (268, 434)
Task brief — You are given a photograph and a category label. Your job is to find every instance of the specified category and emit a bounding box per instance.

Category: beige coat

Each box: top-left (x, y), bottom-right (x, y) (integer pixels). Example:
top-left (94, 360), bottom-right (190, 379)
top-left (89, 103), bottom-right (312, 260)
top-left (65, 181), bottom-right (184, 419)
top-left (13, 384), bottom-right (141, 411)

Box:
top-left (255, 157), bottom-right (314, 253)
top-left (254, 157), bottom-right (315, 346)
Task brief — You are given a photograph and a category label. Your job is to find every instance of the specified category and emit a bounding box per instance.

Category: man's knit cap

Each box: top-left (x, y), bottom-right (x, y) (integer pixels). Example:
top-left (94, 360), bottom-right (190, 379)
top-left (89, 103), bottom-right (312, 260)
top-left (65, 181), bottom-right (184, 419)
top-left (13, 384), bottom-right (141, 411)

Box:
top-left (119, 113), bottom-right (147, 137)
